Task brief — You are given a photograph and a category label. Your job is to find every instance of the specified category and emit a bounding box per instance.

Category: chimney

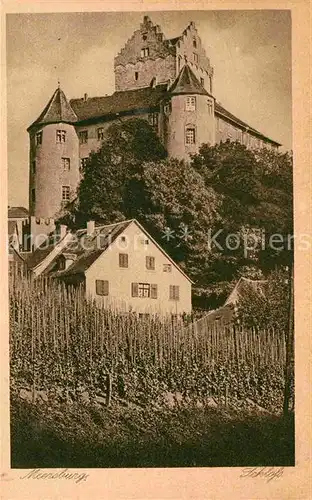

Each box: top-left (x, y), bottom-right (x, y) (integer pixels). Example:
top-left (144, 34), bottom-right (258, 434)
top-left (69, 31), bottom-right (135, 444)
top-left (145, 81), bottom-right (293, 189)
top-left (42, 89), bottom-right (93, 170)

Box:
top-left (87, 220), bottom-right (95, 235)
top-left (83, 93), bottom-right (88, 102)
top-left (60, 224), bottom-right (67, 239)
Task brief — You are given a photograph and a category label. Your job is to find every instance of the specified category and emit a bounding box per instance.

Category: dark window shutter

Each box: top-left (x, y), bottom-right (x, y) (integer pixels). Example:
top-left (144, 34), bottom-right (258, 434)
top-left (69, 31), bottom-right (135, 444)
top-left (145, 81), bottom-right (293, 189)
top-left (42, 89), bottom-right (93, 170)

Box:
top-left (119, 253), bottom-right (128, 268)
top-left (96, 279), bottom-right (109, 296)
top-left (131, 282), bottom-right (138, 297)
top-left (151, 284), bottom-right (158, 299)
top-left (103, 280), bottom-right (109, 296)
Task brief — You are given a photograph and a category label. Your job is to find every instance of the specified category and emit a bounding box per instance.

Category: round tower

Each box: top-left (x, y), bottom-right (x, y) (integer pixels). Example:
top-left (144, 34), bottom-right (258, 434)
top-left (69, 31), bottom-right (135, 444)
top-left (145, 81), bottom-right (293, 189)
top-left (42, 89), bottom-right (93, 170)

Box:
top-left (165, 64), bottom-right (215, 161)
top-left (28, 86), bottom-right (80, 219)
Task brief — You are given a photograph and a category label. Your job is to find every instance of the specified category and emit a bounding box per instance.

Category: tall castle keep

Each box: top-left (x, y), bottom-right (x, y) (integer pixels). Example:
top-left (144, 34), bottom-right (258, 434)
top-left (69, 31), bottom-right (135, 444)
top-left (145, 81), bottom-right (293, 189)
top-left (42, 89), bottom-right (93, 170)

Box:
top-left (28, 15), bottom-right (280, 222)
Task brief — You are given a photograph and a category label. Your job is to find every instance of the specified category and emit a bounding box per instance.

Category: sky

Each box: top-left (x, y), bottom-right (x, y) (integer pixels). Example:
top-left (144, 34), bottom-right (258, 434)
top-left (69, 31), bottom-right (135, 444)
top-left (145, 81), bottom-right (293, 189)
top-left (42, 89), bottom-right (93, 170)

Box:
top-left (6, 10), bottom-right (292, 208)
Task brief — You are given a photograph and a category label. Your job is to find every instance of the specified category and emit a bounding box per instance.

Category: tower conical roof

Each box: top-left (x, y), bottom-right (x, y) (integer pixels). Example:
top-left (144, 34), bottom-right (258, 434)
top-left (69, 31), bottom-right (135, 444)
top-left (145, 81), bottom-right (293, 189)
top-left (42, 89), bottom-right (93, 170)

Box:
top-left (169, 64), bottom-right (210, 96)
top-left (28, 87), bottom-right (77, 131)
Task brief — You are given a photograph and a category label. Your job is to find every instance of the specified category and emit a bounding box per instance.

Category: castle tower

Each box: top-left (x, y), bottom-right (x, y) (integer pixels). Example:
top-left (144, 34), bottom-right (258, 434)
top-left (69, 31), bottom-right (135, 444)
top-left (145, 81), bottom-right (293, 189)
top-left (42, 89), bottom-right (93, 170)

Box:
top-left (114, 15), bottom-right (177, 91)
top-left (27, 86), bottom-right (80, 219)
top-left (163, 63), bottom-right (216, 160)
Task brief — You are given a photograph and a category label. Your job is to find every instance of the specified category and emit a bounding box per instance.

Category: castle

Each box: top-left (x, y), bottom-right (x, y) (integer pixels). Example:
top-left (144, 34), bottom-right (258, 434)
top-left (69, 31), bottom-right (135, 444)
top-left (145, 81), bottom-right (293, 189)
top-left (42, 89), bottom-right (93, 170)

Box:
top-left (27, 15), bottom-right (280, 225)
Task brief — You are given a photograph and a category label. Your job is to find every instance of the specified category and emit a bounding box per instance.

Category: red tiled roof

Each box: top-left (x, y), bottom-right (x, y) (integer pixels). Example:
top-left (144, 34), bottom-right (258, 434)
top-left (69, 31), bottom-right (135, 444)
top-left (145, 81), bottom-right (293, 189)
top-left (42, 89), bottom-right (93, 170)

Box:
top-left (28, 87), bottom-right (78, 130)
top-left (70, 84), bottom-right (168, 123)
top-left (8, 206), bottom-right (29, 218)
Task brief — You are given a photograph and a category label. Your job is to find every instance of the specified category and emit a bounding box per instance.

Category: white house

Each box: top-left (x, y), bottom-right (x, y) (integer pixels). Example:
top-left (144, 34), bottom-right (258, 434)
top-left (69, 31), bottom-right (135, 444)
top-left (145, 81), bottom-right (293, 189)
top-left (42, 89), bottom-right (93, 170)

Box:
top-left (25, 219), bottom-right (193, 316)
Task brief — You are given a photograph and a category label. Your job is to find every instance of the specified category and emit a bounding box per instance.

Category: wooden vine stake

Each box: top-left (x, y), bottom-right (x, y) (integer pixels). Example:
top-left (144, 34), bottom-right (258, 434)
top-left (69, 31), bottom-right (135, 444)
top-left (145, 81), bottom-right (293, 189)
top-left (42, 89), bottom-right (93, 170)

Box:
top-left (283, 262), bottom-right (294, 416)
top-left (106, 373), bottom-right (112, 407)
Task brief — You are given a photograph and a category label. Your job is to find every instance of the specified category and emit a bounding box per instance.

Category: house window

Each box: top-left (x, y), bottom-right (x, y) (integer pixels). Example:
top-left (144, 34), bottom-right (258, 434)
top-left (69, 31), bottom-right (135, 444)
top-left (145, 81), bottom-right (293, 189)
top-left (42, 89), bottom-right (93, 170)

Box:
top-left (96, 279), bottom-right (109, 296)
top-left (97, 127), bottom-right (105, 141)
top-left (185, 126), bottom-right (196, 145)
top-left (79, 130), bottom-right (88, 144)
top-left (31, 188), bottom-right (36, 204)
top-left (163, 263), bottom-right (172, 273)
top-left (62, 185), bottom-right (70, 201)
top-left (207, 100), bottom-right (213, 115)
top-left (148, 113), bottom-right (158, 130)
top-left (169, 285), bottom-right (180, 301)
top-left (193, 53), bottom-right (199, 64)
top-left (61, 157), bottom-right (70, 171)
top-left (119, 253), bottom-right (128, 268)
top-left (32, 161), bottom-right (36, 174)
top-left (185, 96), bottom-right (196, 111)
top-left (35, 131), bottom-right (42, 146)
top-left (193, 39), bottom-right (197, 48)
top-left (135, 71), bottom-right (139, 81)
top-left (56, 130), bottom-right (66, 143)
top-left (146, 256), bottom-right (155, 270)
top-left (138, 283), bottom-right (150, 298)
top-left (141, 47), bottom-right (149, 58)
top-left (80, 158), bottom-right (88, 170)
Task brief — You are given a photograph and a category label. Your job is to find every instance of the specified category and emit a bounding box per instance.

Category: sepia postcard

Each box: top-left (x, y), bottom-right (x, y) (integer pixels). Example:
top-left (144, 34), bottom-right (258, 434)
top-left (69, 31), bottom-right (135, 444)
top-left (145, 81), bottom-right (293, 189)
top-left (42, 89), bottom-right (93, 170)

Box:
top-left (1, 0), bottom-right (311, 499)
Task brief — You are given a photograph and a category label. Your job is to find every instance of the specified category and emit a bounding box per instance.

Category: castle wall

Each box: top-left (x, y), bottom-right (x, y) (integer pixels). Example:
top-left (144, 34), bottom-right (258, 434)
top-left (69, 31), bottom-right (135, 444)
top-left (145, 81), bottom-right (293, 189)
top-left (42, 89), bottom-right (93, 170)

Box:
top-left (115, 55), bottom-right (176, 91)
top-left (215, 115), bottom-right (278, 150)
top-left (76, 111), bottom-right (152, 161)
top-left (29, 122), bottom-right (80, 218)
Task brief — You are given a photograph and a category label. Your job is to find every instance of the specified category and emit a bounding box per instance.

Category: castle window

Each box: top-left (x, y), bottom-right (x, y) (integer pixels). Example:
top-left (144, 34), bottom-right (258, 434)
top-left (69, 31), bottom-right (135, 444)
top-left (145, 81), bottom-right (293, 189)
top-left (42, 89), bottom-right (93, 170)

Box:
top-left (80, 158), bottom-right (88, 170)
top-left (207, 100), bottom-right (213, 115)
top-left (193, 39), bottom-right (197, 48)
top-left (193, 53), bottom-right (199, 64)
top-left (148, 113), bottom-right (158, 130)
top-left (142, 33), bottom-right (147, 41)
top-left (56, 130), bottom-right (66, 143)
top-left (169, 285), bottom-right (180, 301)
top-left (185, 96), bottom-right (196, 111)
top-left (185, 126), bottom-right (196, 145)
top-left (200, 77), bottom-right (204, 86)
top-left (61, 157), bottom-right (70, 171)
top-left (96, 279), bottom-right (109, 296)
top-left (135, 71), bottom-right (139, 81)
top-left (35, 131), bottom-right (42, 146)
top-left (97, 127), bottom-right (105, 141)
top-left (164, 101), bottom-right (172, 115)
top-left (32, 161), bottom-right (36, 174)
top-left (79, 130), bottom-right (88, 144)
top-left (31, 188), bottom-right (36, 204)
top-left (141, 47), bottom-right (149, 58)
top-left (209, 76), bottom-right (213, 93)
top-left (62, 185), bottom-right (70, 201)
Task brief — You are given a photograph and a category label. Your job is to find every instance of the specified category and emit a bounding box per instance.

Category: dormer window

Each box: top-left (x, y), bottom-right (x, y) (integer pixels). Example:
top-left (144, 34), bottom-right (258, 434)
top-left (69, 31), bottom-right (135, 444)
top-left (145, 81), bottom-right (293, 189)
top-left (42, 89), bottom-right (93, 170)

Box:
top-left (193, 53), bottom-right (199, 64)
top-left (141, 47), bottom-right (149, 58)
top-left (185, 96), bottom-right (196, 111)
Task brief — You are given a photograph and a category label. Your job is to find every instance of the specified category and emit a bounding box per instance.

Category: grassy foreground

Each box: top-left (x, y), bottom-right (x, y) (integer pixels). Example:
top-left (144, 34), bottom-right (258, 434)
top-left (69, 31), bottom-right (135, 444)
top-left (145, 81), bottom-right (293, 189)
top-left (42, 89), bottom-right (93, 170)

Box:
top-left (11, 395), bottom-right (294, 468)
